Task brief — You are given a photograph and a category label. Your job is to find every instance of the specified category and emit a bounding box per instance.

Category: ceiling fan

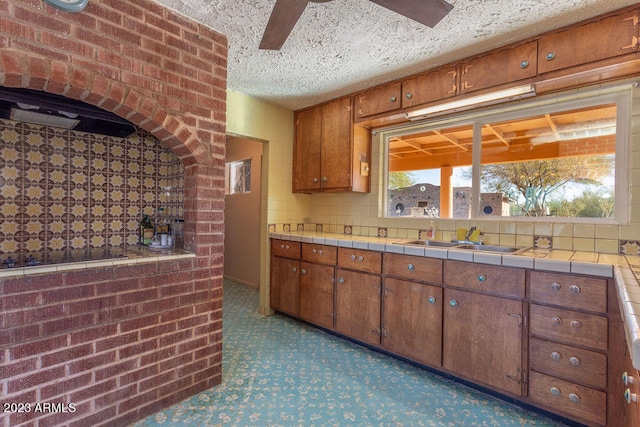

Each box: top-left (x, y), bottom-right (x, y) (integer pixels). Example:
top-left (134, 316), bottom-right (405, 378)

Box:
top-left (259, 0), bottom-right (454, 50)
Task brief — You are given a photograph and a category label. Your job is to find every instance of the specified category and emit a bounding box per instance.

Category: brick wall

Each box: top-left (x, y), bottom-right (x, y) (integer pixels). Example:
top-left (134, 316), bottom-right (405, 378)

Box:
top-left (0, 0), bottom-right (227, 425)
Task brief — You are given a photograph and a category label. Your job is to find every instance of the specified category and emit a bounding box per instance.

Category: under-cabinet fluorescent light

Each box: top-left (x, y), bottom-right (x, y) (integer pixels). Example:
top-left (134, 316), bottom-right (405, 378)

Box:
top-left (405, 84), bottom-right (536, 120)
top-left (10, 108), bottom-right (80, 129)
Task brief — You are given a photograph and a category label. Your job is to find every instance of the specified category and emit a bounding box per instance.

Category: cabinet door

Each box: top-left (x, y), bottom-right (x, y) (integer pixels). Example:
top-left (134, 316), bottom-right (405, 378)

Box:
top-left (270, 257), bottom-right (299, 315)
top-left (355, 82), bottom-right (402, 119)
top-left (335, 269), bottom-right (381, 346)
top-left (293, 105), bottom-right (322, 192)
top-left (460, 41), bottom-right (537, 94)
top-left (538, 9), bottom-right (639, 74)
top-left (382, 278), bottom-right (442, 367)
top-left (321, 97), bottom-right (353, 190)
top-left (402, 66), bottom-right (458, 109)
top-left (443, 289), bottom-right (524, 395)
top-left (299, 262), bottom-right (335, 329)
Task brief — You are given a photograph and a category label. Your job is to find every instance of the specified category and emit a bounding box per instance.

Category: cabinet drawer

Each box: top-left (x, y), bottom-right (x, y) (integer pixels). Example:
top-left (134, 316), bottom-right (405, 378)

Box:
top-left (530, 338), bottom-right (607, 389)
top-left (528, 371), bottom-right (606, 426)
top-left (443, 260), bottom-right (525, 298)
top-left (302, 243), bottom-right (337, 265)
top-left (383, 253), bottom-right (443, 284)
top-left (271, 239), bottom-right (301, 259)
top-left (530, 271), bottom-right (607, 313)
top-left (338, 248), bottom-right (382, 274)
top-left (530, 304), bottom-right (608, 351)
top-left (402, 66), bottom-right (458, 109)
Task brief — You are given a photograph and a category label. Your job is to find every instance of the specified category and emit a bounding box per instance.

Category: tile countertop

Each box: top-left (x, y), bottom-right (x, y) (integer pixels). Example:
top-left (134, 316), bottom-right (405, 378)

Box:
top-left (270, 231), bottom-right (640, 369)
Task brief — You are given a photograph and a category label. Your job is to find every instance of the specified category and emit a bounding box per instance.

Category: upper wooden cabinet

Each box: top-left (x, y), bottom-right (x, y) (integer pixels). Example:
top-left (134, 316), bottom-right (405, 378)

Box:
top-left (460, 41), bottom-right (538, 94)
top-left (293, 97), bottom-right (371, 193)
top-left (355, 82), bottom-right (402, 119)
top-left (537, 8), bottom-right (639, 74)
top-left (402, 65), bottom-right (458, 109)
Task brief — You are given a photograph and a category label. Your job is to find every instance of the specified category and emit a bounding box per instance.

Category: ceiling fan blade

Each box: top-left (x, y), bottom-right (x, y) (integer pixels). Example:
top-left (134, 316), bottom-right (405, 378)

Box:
top-left (370, 0), bottom-right (453, 28)
top-left (259, 0), bottom-right (309, 50)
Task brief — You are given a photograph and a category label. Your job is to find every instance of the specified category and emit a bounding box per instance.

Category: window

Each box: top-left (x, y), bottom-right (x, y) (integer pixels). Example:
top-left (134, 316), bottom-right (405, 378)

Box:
top-left (225, 158), bottom-right (252, 195)
top-left (383, 88), bottom-right (630, 222)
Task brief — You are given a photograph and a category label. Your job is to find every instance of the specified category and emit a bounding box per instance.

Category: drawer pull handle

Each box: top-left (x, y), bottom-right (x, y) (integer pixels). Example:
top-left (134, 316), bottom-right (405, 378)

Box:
top-left (312, 249), bottom-right (317, 254)
top-left (552, 317), bottom-right (562, 325)
top-left (569, 356), bottom-right (581, 367)
top-left (407, 263), bottom-right (415, 271)
top-left (280, 244), bottom-right (285, 249)
top-left (390, 96), bottom-right (397, 102)
top-left (449, 299), bottom-right (458, 308)
top-left (318, 249), bottom-right (323, 255)
top-left (546, 52), bottom-right (556, 61)
top-left (569, 285), bottom-right (581, 294)
top-left (625, 388), bottom-right (639, 404)
top-left (351, 254), bottom-right (356, 260)
top-left (406, 93), bottom-right (413, 99)
top-left (551, 281), bottom-right (561, 291)
top-left (550, 386), bottom-right (561, 396)
top-left (477, 274), bottom-right (486, 282)
top-left (569, 393), bottom-right (580, 404)
top-left (551, 351), bottom-right (562, 361)
top-left (428, 296), bottom-right (436, 304)
top-left (358, 255), bottom-right (364, 262)
top-left (623, 371), bottom-right (636, 385)
top-left (570, 320), bottom-right (582, 329)
top-left (520, 60), bottom-right (529, 69)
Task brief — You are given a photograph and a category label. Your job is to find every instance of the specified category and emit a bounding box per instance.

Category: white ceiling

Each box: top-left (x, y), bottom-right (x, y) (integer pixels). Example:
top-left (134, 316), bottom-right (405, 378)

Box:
top-left (152, 0), bottom-right (638, 111)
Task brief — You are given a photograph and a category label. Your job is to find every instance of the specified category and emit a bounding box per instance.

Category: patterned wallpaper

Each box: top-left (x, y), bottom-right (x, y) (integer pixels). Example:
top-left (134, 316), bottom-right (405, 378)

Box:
top-left (0, 119), bottom-right (184, 254)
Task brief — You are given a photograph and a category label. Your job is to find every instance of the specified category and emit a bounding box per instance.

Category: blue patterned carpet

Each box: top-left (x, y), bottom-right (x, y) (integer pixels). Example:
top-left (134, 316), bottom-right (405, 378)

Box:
top-left (133, 279), bottom-right (568, 426)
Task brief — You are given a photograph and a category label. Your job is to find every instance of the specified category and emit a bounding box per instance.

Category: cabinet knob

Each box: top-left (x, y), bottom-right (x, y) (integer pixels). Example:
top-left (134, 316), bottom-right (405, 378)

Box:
top-left (280, 244), bottom-right (285, 249)
top-left (623, 371), bottom-right (636, 385)
top-left (520, 60), bottom-right (529, 69)
top-left (312, 249), bottom-right (317, 254)
top-left (545, 52), bottom-right (556, 61)
top-left (551, 351), bottom-right (562, 361)
top-left (570, 320), bottom-right (582, 329)
top-left (312, 177), bottom-right (318, 183)
top-left (358, 255), bottom-right (364, 262)
top-left (477, 274), bottom-right (486, 282)
top-left (351, 254), bottom-right (356, 260)
top-left (625, 388), bottom-right (639, 404)
top-left (569, 393), bottom-right (580, 404)
top-left (569, 356), bottom-right (581, 367)
top-left (449, 299), bottom-right (458, 307)
top-left (405, 93), bottom-right (412, 99)
top-left (291, 267), bottom-right (297, 273)
top-left (318, 249), bottom-right (323, 255)
top-left (301, 268), bottom-right (307, 275)
top-left (407, 263), bottom-right (415, 271)
top-left (569, 285), bottom-right (581, 294)
top-left (552, 316), bottom-right (563, 325)
top-left (550, 386), bottom-right (561, 396)
top-left (428, 296), bottom-right (436, 304)
top-left (339, 277), bottom-right (345, 284)
top-left (285, 245), bottom-right (290, 250)
top-left (551, 281), bottom-right (561, 291)
top-left (322, 176), bottom-right (328, 182)
top-left (390, 96), bottom-right (397, 102)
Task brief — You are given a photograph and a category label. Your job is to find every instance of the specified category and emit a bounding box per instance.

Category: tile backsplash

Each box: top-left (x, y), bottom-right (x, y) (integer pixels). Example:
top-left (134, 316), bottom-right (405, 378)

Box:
top-left (0, 119), bottom-right (184, 254)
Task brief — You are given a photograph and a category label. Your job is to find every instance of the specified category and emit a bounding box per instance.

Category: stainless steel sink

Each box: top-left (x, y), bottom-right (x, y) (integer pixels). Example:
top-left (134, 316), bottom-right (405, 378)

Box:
top-left (395, 240), bottom-right (459, 247)
top-left (455, 244), bottom-right (529, 254)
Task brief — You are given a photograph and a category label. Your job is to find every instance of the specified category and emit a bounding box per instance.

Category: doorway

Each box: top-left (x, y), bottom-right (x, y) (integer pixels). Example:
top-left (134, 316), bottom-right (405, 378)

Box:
top-left (224, 136), bottom-right (264, 288)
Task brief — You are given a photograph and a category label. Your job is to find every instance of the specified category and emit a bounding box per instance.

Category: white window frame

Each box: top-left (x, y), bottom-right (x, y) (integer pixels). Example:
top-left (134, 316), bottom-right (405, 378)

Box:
top-left (381, 85), bottom-right (632, 224)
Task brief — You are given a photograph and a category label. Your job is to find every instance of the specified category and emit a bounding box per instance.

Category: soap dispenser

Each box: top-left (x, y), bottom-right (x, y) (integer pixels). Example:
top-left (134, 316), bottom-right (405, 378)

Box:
top-left (426, 221), bottom-right (436, 240)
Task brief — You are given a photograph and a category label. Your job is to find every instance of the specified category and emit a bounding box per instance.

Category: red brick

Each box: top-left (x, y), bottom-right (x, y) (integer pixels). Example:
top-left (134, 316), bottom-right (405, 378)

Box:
top-left (42, 344), bottom-right (93, 368)
top-left (7, 366), bottom-right (65, 393)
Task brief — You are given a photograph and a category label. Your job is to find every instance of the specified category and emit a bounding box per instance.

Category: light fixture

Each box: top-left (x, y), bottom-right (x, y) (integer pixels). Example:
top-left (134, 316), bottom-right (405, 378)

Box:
top-left (405, 84), bottom-right (536, 121)
top-left (10, 108), bottom-right (80, 129)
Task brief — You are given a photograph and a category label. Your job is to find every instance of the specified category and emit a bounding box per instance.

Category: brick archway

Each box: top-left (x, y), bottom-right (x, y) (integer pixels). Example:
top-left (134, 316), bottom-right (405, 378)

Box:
top-left (1, 1), bottom-right (227, 425)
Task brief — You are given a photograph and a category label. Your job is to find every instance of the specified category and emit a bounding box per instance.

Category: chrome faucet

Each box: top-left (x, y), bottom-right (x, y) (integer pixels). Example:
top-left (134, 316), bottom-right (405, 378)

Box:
top-left (465, 226), bottom-right (477, 242)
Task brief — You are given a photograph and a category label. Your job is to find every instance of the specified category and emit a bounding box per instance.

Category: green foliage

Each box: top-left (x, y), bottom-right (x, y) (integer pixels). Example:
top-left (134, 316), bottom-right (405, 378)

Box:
top-left (388, 171), bottom-right (417, 190)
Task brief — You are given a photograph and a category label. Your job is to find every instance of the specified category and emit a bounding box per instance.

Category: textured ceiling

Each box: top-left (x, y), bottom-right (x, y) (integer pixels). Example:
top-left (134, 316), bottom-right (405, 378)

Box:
top-left (152, 0), bottom-right (639, 111)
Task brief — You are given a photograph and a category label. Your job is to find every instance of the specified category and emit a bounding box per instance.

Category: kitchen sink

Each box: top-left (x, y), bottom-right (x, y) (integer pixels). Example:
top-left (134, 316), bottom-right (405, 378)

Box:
top-left (395, 240), bottom-right (459, 247)
top-left (455, 244), bottom-right (529, 254)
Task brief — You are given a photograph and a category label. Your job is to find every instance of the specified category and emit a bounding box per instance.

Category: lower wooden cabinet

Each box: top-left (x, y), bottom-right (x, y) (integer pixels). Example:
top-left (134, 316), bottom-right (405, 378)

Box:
top-left (443, 289), bottom-right (524, 396)
top-left (335, 269), bottom-right (381, 346)
top-left (299, 262), bottom-right (335, 329)
top-left (270, 256), bottom-right (300, 316)
top-left (381, 278), bottom-right (442, 367)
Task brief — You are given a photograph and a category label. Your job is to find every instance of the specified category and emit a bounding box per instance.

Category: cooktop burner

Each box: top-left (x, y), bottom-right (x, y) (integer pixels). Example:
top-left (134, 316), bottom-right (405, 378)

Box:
top-left (0, 248), bottom-right (129, 269)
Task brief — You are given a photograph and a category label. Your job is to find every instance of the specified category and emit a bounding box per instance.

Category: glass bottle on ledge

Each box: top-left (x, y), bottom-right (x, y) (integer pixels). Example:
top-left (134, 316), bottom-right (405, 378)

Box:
top-left (140, 214), bottom-right (154, 245)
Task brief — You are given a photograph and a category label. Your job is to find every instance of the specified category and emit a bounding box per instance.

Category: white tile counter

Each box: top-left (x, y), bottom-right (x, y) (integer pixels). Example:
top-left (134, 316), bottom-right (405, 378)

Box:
top-left (271, 231), bottom-right (640, 368)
